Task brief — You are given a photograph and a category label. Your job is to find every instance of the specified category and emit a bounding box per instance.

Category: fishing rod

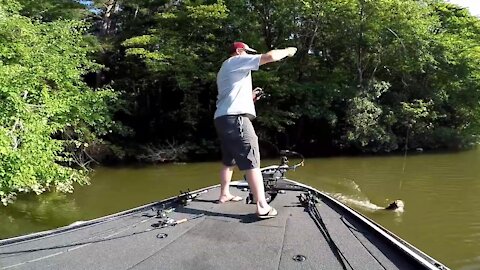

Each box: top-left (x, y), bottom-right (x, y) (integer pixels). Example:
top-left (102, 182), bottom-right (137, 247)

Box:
top-left (299, 192), bottom-right (353, 270)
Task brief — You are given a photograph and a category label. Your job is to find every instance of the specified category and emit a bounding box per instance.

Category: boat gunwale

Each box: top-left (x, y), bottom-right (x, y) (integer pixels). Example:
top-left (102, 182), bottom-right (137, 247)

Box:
top-left (273, 179), bottom-right (449, 270)
top-left (0, 185), bottom-right (220, 246)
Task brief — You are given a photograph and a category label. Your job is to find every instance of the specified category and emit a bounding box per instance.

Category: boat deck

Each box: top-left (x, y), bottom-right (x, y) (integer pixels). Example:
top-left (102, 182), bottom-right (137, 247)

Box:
top-left (0, 181), bottom-right (440, 270)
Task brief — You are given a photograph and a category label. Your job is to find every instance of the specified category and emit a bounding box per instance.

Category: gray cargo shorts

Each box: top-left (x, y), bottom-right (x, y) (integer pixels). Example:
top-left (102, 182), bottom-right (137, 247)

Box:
top-left (214, 115), bottom-right (260, 170)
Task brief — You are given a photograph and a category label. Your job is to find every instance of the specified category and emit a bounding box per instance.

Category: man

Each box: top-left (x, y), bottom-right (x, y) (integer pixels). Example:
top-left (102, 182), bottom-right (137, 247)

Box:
top-left (214, 41), bottom-right (297, 218)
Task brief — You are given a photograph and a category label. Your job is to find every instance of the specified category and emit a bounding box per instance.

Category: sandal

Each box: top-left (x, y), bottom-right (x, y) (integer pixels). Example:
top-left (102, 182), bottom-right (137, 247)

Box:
top-left (217, 195), bottom-right (243, 204)
top-left (257, 207), bottom-right (278, 219)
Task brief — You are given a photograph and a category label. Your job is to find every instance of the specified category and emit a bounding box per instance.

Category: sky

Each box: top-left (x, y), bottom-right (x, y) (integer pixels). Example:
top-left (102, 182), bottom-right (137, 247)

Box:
top-left (448, 0), bottom-right (480, 16)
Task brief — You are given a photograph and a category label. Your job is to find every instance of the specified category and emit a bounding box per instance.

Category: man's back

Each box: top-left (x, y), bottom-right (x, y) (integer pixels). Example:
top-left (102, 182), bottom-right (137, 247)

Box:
top-left (214, 54), bottom-right (261, 119)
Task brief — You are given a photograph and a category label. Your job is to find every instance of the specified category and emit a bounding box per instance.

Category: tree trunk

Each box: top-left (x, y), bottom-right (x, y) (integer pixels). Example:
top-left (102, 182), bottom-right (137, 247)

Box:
top-left (356, 0), bottom-right (365, 87)
top-left (100, 0), bottom-right (118, 36)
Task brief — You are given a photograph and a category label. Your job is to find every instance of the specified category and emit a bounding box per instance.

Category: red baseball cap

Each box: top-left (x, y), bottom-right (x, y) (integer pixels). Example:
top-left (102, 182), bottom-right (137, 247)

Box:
top-left (229, 42), bottom-right (257, 54)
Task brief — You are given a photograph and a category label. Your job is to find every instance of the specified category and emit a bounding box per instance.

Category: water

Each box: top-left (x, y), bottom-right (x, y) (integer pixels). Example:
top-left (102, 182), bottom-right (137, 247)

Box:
top-left (1, 148), bottom-right (479, 269)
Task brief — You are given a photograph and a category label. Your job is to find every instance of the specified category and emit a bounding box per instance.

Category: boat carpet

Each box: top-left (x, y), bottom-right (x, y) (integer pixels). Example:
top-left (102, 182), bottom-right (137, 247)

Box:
top-left (0, 184), bottom-right (423, 270)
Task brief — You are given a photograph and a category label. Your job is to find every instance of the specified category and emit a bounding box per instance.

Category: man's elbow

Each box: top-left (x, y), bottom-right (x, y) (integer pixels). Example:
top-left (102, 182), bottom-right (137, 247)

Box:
top-left (260, 54), bottom-right (274, 65)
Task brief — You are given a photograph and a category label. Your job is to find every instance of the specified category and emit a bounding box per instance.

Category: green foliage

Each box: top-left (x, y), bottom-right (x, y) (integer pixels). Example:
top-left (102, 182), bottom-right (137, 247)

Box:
top-left (15, 0), bottom-right (90, 21)
top-left (104, 0), bottom-right (480, 155)
top-left (0, 4), bottom-right (118, 204)
top-left (115, 0), bottom-right (230, 143)
top-left (342, 81), bottom-right (397, 152)
top-left (5, 0), bottom-right (480, 191)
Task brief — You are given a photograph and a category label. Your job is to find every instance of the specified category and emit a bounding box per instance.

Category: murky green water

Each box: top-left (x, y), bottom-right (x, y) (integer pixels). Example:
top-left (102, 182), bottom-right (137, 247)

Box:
top-left (1, 148), bottom-right (479, 269)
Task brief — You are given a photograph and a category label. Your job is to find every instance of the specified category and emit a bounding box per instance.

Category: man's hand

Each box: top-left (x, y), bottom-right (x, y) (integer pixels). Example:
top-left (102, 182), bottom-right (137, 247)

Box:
top-left (261, 47), bottom-right (298, 65)
top-left (286, 47), bottom-right (297, 57)
top-left (253, 87), bottom-right (264, 102)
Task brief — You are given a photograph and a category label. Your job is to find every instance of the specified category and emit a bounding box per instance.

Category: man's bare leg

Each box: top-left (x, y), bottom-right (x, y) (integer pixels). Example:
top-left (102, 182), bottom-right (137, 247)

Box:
top-left (244, 168), bottom-right (272, 215)
top-left (218, 165), bottom-right (242, 202)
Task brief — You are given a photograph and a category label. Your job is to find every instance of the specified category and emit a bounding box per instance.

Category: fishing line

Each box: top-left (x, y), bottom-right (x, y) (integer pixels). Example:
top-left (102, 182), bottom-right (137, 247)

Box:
top-left (402, 125), bottom-right (410, 173)
top-left (399, 126), bottom-right (410, 190)
top-left (387, 27), bottom-right (411, 190)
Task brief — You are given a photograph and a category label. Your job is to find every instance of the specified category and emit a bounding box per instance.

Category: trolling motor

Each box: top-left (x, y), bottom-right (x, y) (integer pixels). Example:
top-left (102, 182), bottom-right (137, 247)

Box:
top-left (246, 150), bottom-right (305, 204)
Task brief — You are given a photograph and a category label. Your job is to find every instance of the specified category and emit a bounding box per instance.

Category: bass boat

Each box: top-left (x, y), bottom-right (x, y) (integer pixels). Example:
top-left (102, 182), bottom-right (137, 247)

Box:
top-left (0, 152), bottom-right (449, 270)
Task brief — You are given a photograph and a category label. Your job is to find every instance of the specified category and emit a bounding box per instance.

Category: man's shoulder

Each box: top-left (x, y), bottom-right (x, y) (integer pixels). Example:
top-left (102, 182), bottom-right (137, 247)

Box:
top-left (233, 54), bottom-right (261, 60)
top-left (222, 55), bottom-right (261, 69)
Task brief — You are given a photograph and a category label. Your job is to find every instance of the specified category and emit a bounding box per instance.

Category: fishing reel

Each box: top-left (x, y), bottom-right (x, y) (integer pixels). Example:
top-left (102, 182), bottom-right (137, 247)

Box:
top-left (246, 150), bottom-right (305, 204)
top-left (253, 87), bottom-right (270, 100)
top-left (178, 189), bottom-right (194, 206)
top-left (261, 150), bottom-right (304, 189)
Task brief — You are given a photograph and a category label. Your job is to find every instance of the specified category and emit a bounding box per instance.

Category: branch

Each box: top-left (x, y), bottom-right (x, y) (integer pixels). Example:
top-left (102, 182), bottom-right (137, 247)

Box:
top-left (137, 141), bottom-right (187, 163)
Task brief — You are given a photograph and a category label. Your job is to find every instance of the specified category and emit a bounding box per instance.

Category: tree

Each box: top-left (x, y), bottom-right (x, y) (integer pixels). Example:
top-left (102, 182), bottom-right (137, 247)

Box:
top-left (110, 0), bottom-right (480, 155)
top-left (16, 0), bottom-right (89, 21)
top-left (0, 2), bottom-right (119, 204)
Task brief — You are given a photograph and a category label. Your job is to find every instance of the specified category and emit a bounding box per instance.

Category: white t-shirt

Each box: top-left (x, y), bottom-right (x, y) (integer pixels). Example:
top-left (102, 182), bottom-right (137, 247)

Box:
top-left (214, 54), bottom-right (261, 119)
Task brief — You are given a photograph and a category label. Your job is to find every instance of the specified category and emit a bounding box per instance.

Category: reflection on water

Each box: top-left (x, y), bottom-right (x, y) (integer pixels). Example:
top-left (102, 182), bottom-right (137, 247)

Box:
top-left (1, 148), bottom-right (479, 270)
top-left (1, 192), bottom-right (81, 238)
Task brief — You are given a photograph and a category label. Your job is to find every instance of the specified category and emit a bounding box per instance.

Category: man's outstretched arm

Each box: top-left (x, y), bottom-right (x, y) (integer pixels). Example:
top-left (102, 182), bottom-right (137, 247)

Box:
top-left (260, 47), bottom-right (297, 65)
